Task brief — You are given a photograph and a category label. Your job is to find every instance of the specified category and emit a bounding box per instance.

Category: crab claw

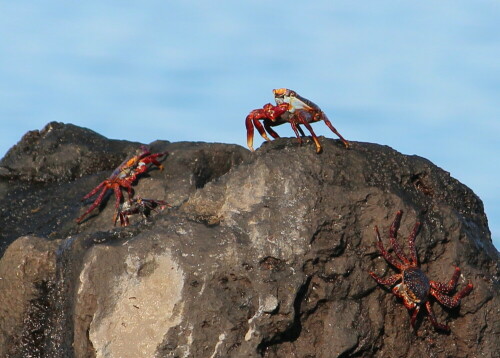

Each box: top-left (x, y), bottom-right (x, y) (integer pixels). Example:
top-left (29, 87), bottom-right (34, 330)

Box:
top-left (273, 88), bottom-right (288, 104)
top-left (273, 88), bottom-right (313, 112)
top-left (245, 103), bottom-right (289, 151)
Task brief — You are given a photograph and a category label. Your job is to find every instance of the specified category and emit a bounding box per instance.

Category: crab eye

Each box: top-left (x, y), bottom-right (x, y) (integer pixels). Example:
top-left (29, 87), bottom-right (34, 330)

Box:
top-left (273, 88), bottom-right (286, 97)
top-left (289, 90), bottom-right (296, 97)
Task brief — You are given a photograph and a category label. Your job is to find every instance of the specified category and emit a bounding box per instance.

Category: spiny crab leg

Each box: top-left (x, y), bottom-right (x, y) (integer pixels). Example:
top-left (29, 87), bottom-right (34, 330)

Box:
top-left (430, 266), bottom-right (461, 294)
top-left (410, 306), bottom-right (421, 328)
top-left (288, 121), bottom-right (304, 145)
top-left (81, 182), bottom-right (106, 202)
top-left (374, 225), bottom-right (405, 271)
top-left (263, 120), bottom-right (281, 139)
top-left (322, 114), bottom-right (349, 149)
top-left (425, 301), bottom-right (451, 331)
top-left (369, 272), bottom-right (402, 286)
top-left (430, 283), bottom-right (473, 308)
top-left (388, 211), bottom-right (412, 266)
top-left (407, 222), bottom-right (420, 265)
top-left (112, 185), bottom-right (125, 216)
top-left (76, 186), bottom-right (108, 223)
top-left (290, 109), bottom-right (323, 153)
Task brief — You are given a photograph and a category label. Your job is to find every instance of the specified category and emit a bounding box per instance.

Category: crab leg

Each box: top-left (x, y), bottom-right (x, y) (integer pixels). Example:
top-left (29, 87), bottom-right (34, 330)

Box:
top-left (369, 272), bottom-right (401, 286)
top-left (112, 185), bottom-right (124, 211)
top-left (252, 118), bottom-right (272, 141)
top-left (291, 110), bottom-right (323, 153)
top-left (246, 114), bottom-right (271, 151)
top-left (263, 120), bottom-right (281, 139)
top-left (76, 187), bottom-right (109, 223)
top-left (430, 266), bottom-right (461, 294)
top-left (81, 182), bottom-right (106, 201)
top-left (388, 211), bottom-right (412, 266)
top-left (115, 210), bottom-right (128, 227)
top-left (296, 125), bottom-right (306, 137)
top-left (374, 226), bottom-right (405, 270)
top-left (245, 114), bottom-right (256, 151)
top-left (289, 121), bottom-right (304, 145)
top-left (430, 283), bottom-right (473, 308)
top-left (390, 284), bottom-right (421, 328)
top-left (425, 301), bottom-right (450, 331)
top-left (407, 222), bottom-right (421, 265)
top-left (110, 185), bottom-right (126, 224)
top-left (322, 114), bottom-right (349, 148)
top-left (410, 305), bottom-right (421, 328)
top-left (284, 121), bottom-right (306, 140)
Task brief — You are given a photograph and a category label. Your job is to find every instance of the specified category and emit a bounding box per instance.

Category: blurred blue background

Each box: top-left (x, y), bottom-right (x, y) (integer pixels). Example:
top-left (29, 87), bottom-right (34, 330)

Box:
top-left (0, 1), bottom-right (498, 249)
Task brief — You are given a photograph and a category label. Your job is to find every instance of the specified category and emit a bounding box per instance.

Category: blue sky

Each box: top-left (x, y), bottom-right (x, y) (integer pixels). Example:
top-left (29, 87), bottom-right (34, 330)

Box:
top-left (0, 1), bottom-right (498, 249)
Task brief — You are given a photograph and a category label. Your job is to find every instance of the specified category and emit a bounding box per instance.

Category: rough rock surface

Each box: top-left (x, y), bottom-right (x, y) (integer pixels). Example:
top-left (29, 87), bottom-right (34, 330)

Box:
top-left (0, 122), bottom-right (498, 358)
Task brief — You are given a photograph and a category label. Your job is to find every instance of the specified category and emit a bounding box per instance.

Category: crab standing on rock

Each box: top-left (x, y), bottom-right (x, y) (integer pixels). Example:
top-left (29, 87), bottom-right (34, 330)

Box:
top-left (76, 146), bottom-right (167, 224)
top-left (245, 88), bottom-right (349, 153)
top-left (115, 197), bottom-right (170, 227)
top-left (369, 211), bottom-right (473, 332)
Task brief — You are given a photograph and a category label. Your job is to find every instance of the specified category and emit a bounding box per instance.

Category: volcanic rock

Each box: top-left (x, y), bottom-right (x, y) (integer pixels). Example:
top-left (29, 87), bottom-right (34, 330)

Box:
top-left (0, 122), bottom-right (498, 358)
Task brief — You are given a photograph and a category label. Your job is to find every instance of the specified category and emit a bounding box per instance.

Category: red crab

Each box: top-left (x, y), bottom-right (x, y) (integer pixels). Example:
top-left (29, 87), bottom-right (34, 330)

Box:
top-left (245, 102), bottom-right (290, 151)
top-left (76, 146), bottom-right (167, 224)
top-left (273, 88), bottom-right (350, 153)
top-left (115, 197), bottom-right (169, 226)
top-left (369, 211), bottom-right (473, 332)
top-left (246, 89), bottom-right (349, 153)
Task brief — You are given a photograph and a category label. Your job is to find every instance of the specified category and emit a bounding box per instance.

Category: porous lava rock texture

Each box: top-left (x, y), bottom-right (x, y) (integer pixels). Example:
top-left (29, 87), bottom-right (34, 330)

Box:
top-left (0, 122), bottom-right (498, 358)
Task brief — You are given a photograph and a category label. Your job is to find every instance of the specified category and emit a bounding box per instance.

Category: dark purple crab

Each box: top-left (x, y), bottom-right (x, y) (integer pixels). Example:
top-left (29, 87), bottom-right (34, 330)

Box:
top-left (115, 197), bottom-right (169, 227)
top-left (369, 211), bottom-right (473, 332)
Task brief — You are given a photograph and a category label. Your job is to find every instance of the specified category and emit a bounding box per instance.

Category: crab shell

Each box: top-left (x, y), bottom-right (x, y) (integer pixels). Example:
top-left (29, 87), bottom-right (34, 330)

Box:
top-left (396, 267), bottom-right (431, 308)
top-left (273, 88), bottom-right (319, 113)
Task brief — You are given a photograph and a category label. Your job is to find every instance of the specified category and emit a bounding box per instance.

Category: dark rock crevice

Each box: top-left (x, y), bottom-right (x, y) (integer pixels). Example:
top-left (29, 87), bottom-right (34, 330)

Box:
top-left (257, 275), bottom-right (312, 355)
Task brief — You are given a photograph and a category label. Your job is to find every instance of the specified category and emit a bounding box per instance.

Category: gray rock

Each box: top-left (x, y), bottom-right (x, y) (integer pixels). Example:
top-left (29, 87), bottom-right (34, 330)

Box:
top-left (0, 123), bottom-right (498, 357)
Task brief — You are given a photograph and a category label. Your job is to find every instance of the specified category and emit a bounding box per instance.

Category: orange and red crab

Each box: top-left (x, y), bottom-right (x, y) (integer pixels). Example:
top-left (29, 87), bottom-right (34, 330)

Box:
top-left (115, 197), bottom-right (169, 227)
top-left (369, 211), bottom-right (473, 332)
top-left (245, 102), bottom-right (289, 151)
top-left (76, 146), bottom-right (167, 224)
top-left (245, 88), bottom-right (349, 153)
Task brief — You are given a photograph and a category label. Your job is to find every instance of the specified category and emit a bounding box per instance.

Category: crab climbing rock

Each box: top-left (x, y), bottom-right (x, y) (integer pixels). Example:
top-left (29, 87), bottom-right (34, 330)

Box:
top-left (76, 146), bottom-right (167, 224)
top-left (369, 211), bottom-right (473, 332)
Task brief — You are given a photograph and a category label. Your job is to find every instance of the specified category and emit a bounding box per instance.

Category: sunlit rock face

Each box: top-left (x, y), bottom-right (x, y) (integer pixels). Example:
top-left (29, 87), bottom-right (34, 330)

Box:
top-left (0, 122), bottom-right (498, 357)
